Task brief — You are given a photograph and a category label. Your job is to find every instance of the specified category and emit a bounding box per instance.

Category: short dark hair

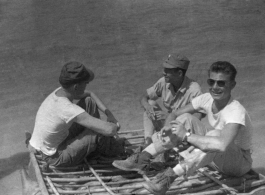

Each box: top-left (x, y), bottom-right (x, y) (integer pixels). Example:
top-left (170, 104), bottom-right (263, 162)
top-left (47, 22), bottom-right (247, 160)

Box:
top-left (208, 61), bottom-right (237, 81)
top-left (173, 67), bottom-right (187, 76)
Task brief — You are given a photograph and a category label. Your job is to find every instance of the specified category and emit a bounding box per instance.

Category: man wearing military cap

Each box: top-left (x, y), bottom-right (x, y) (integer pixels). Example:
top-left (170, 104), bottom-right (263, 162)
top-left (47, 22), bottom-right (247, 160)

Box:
top-left (29, 61), bottom-right (120, 167)
top-left (140, 53), bottom-right (202, 146)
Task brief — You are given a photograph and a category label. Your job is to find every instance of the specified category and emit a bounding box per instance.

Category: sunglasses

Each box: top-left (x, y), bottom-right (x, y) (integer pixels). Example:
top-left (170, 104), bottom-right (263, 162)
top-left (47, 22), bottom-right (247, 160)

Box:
top-left (207, 79), bottom-right (229, 87)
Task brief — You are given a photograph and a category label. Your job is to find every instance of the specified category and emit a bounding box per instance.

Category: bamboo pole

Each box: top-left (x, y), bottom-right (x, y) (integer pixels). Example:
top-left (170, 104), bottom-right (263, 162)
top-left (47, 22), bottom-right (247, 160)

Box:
top-left (121, 135), bottom-right (144, 140)
top-left (84, 159), bottom-right (118, 195)
top-left (52, 177), bottom-right (145, 188)
top-left (46, 176), bottom-right (60, 195)
top-left (45, 173), bottom-right (140, 183)
top-left (45, 175), bottom-right (265, 195)
top-left (125, 140), bottom-right (144, 146)
top-left (43, 170), bottom-right (225, 183)
top-left (167, 182), bottom-right (217, 195)
top-left (49, 175), bottom-right (246, 194)
top-left (118, 129), bottom-right (144, 134)
top-left (183, 178), bottom-right (265, 195)
top-left (43, 168), bottom-right (124, 176)
top-left (44, 162), bottom-right (116, 171)
top-left (30, 153), bottom-right (50, 195)
top-left (50, 173), bottom-right (210, 188)
top-left (239, 186), bottom-right (265, 195)
top-left (198, 168), bottom-right (238, 195)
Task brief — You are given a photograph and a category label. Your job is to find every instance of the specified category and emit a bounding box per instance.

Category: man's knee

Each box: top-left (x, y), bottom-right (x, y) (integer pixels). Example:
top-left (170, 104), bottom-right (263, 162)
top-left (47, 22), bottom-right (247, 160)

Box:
top-left (148, 99), bottom-right (158, 107)
top-left (168, 113), bottom-right (193, 125)
top-left (176, 113), bottom-right (207, 135)
top-left (176, 113), bottom-right (196, 130)
top-left (177, 113), bottom-right (193, 122)
top-left (78, 97), bottom-right (100, 118)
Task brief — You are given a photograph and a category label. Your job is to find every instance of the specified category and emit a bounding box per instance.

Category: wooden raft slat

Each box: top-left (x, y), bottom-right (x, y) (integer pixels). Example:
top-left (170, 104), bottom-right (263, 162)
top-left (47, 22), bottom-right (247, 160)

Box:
top-left (30, 152), bottom-right (50, 195)
top-left (28, 130), bottom-right (265, 195)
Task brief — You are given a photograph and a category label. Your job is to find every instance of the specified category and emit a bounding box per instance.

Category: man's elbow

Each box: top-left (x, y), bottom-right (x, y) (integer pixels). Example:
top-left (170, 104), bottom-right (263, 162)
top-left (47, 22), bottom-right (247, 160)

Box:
top-left (168, 112), bottom-right (177, 121)
top-left (219, 143), bottom-right (231, 152)
top-left (200, 142), bottom-right (227, 153)
top-left (215, 142), bottom-right (228, 153)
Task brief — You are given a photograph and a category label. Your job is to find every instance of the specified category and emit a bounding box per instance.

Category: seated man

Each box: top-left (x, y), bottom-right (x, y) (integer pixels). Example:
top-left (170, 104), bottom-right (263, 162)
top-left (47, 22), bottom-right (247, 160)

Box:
top-left (140, 53), bottom-right (202, 145)
top-left (113, 61), bottom-right (253, 195)
top-left (29, 61), bottom-right (120, 167)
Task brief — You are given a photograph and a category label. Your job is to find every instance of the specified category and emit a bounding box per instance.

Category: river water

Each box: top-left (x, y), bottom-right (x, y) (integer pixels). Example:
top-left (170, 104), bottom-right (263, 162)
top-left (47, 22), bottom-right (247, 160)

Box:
top-left (0, 0), bottom-right (264, 194)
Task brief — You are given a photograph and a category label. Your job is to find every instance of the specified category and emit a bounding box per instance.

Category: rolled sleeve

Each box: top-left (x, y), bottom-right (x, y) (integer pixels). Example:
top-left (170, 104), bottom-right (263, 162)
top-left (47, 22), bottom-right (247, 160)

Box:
top-left (147, 87), bottom-right (158, 100)
top-left (146, 79), bottom-right (164, 100)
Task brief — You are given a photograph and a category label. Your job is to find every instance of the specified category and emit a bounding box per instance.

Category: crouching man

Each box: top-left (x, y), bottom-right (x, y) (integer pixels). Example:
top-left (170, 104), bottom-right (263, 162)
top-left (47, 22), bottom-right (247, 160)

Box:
top-left (112, 61), bottom-right (253, 195)
top-left (29, 61), bottom-right (120, 167)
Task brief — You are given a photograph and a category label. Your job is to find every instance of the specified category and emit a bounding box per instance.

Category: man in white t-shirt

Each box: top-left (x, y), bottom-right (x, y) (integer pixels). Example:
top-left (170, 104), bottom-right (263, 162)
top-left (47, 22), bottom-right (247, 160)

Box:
top-left (112, 61), bottom-right (253, 195)
top-left (29, 61), bottom-right (120, 167)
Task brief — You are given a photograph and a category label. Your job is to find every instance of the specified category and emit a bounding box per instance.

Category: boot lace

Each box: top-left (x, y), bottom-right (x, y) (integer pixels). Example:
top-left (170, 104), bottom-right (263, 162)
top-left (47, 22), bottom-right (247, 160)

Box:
top-left (156, 174), bottom-right (171, 189)
top-left (127, 152), bottom-right (140, 163)
top-left (127, 152), bottom-right (151, 171)
top-left (155, 168), bottom-right (175, 189)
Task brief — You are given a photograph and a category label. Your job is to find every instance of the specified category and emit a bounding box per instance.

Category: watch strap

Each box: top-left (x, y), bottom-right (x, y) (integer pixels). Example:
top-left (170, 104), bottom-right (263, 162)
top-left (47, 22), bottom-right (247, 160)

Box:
top-left (182, 131), bottom-right (191, 145)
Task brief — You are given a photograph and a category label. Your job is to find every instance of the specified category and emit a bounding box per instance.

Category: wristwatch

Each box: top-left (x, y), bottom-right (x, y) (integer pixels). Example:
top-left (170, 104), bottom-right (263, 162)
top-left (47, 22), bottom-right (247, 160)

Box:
top-left (182, 131), bottom-right (192, 145)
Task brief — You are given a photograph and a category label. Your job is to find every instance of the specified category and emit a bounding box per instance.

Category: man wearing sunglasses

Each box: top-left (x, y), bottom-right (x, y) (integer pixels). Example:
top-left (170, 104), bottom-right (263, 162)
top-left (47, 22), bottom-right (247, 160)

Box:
top-left (140, 53), bottom-right (202, 146)
top-left (113, 61), bottom-right (253, 195)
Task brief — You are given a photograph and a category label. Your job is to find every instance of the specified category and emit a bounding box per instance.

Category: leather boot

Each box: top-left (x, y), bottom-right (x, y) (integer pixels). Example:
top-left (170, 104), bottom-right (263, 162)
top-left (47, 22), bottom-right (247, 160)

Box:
top-left (112, 151), bottom-right (152, 174)
top-left (143, 167), bottom-right (178, 195)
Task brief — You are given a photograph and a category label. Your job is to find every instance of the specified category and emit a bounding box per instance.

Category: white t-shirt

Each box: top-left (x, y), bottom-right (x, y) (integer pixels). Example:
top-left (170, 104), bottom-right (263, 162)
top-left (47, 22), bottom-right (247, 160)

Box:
top-left (192, 93), bottom-right (253, 150)
top-left (30, 87), bottom-right (85, 156)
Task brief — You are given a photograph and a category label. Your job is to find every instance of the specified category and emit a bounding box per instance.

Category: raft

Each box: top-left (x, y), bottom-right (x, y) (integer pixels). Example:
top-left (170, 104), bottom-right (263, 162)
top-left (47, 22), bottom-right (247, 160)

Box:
top-left (28, 129), bottom-right (265, 195)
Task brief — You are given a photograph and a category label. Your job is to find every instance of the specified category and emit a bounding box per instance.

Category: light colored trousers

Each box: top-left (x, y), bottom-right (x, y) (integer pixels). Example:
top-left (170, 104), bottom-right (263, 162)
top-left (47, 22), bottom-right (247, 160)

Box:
top-left (143, 100), bottom-right (165, 143)
top-left (152, 113), bottom-right (252, 177)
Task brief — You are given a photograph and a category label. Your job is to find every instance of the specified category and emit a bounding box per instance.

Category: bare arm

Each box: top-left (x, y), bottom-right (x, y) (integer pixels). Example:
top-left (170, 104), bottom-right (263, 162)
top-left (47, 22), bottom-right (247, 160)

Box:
top-left (140, 94), bottom-right (150, 109)
top-left (187, 123), bottom-right (241, 152)
top-left (165, 103), bottom-right (197, 126)
top-left (88, 91), bottom-right (119, 125)
top-left (89, 92), bottom-right (108, 112)
top-left (140, 94), bottom-right (156, 120)
top-left (74, 112), bottom-right (118, 136)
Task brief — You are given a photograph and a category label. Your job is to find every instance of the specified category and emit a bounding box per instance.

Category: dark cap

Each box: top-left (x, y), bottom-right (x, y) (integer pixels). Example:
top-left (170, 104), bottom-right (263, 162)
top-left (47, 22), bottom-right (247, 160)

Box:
top-left (163, 53), bottom-right (190, 70)
top-left (59, 61), bottom-right (94, 86)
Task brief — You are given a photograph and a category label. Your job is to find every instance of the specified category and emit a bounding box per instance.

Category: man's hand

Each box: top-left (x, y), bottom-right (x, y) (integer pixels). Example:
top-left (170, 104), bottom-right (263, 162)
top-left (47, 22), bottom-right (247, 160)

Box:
top-left (108, 124), bottom-right (118, 136)
top-left (154, 110), bottom-right (168, 120)
top-left (105, 109), bottom-right (120, 132)
top-left (107, 116), bottom-right (120, 132)
top-left (160, 120), bottom-right (187, 146)
top-left (116, 122), bottom-right (121, 132)
top-left (145, 104), bottom-right (157, 120)
top-left (170, 120), bottom-right (187, 141)
top-left (161, 126), bottom-right (173, 137)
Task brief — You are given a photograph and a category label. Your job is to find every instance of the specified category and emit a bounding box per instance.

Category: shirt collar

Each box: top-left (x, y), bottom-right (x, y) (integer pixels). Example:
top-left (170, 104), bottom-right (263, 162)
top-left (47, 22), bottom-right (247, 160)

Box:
top-left (167, 76), bottom-right (190, 94)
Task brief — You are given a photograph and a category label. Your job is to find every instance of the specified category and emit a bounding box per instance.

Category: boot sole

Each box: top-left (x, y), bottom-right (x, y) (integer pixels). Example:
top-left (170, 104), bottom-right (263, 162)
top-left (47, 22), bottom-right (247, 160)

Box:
top-left (142, 182), bottom-right (163, 195)
top-left (112, 161), bottom-right (143, 174)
